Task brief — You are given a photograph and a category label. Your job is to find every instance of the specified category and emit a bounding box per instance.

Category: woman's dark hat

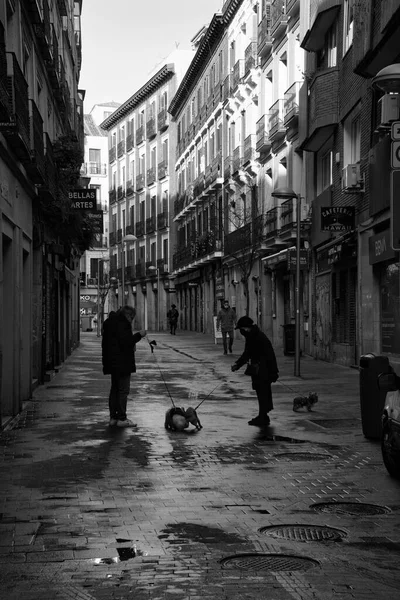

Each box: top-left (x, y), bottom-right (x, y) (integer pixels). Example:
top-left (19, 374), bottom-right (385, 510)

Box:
top-left (235, 316), bottom-right (254, 329)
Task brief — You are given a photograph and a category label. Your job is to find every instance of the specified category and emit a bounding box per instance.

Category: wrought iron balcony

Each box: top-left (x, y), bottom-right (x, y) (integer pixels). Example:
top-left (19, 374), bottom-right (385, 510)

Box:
top-left (244, 42), bottom-right (257, 75)
top-left (125, 224), bottom-right (135, 236)
top-left (24, 99), bottom-right (46, 184)
top-left (109, 146), bottom-right (116, 163)
top-left (109, 188), bottom-right (116, 204)
top-left (126, 133), bottom-right (133, 152)
top-left (125, 265), bottom-right (136, 281)
top-left (224, 155), bottom-right (232, 180)
top-left (117, 185), bottom-right (125, 200)
top-left (157, 258), bottom-right (169, 274)
top-left (224, 223), bottom-right (252, 255)
top-left (174, 194), bottom-right (185, 217)
top-left (116, 229), bottom-right (122, 243)
top-left (232, 59), bottom-right (244, 90)
top-left (135, 220), bottom-right (145, 237)
top-left (147, 166), bottom-right (156, 186)
top-left (269, 99), bottom-right (286, 143)
top-left (135, 125), bottom-right (144, 145)
top-left (223, 74), bottom-right (232, 101)
top-left (126, 179), bottom-right (134, 196)
top-left (39, 133), bottom-right (58, 201)
top-left (271, 0), bottom-right (288, 40)
top-left (279, 197), bottom-right (296, 232)
top-left (117, 140), bottom-right (124, 158)
top-left (258, 14), bottom-right (272, 58)
top-left (57, 0), bottom-right (68, 16)
top-left (34, 0), bottom-right (52, 62)
top-left (243, 134), bottom-right (256, 164)
top-left (158, 109), bottom-right (168, 131)
top-left (0, 53), bottom-right (30, 162)
top-left (158, 160), bottom-right (167, 179)
top-left (232, 145), bottom-right (243, 174)
top-left (146, 117), bottom-right (156, 139)
top-left (205, 164), bottom-right (213, 188)
top-left (25, 0), bottom-right (44, 23)
top-left (81, 162), bottom-right (107, 175)
top-left (146, 216), bottom-right (156, 234)
top-left (136, 173), bottom-right (144, 190)
top-left (135, 262), bottom-right (145, 278)
top-left (264, 208), bottom-right (279, 238)
top-left (284, 81), bottom-right (301, 128)
top-left (46, 24), bottom-right (59, 86)
top-left (256, 115), bottom-right (271, 155)
top-left (109, 232), bottom-right (116, 247)
top-left (157, 211), bottom-right (168, 229)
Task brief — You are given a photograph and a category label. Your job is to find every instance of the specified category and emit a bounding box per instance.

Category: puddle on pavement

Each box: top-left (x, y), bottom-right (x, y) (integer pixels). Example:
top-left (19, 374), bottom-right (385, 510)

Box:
top-left (259, 434), bottom-right (307, 443)
top-left (89, 545), bottom-right (147, 564)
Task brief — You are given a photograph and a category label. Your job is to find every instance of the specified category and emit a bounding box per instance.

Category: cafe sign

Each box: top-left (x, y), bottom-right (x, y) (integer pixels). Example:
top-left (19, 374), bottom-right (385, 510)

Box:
top-left (321, 206), bottom-right (355, 232)
top-left (287, 249), bottom-right (309, 271)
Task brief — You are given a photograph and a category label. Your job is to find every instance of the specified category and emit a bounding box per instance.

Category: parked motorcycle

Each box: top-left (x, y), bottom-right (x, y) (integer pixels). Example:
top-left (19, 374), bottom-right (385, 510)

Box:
top-left (377, 372), bottom-right (400, 479)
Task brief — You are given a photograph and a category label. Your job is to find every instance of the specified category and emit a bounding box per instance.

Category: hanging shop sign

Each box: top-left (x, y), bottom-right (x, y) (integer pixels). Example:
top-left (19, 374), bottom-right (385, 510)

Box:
top-left (287, 249), bottom-right (309, 271)
top-left (86, 210), bottom-right (104, 234)
top-left (369, 229), bottom-right (398, 265)
top-left (215, 276), bottom-right (224, 299)
top-left (70, 188), bottom-right (97, 209)
top-left (321, 206), bottom-right (355, 232)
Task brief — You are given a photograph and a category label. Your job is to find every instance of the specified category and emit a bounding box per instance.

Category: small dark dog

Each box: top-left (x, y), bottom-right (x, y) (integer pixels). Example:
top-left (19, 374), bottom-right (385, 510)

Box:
top-left (293, 392), bottom-right (318, 412)
top-left (164, 406), bottom-right (202, 431)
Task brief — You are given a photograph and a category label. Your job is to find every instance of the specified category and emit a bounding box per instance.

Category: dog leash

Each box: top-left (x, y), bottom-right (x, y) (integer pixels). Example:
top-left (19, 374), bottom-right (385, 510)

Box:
top-left (194, 382), bottom-right (222, 411)
top-left (276, 379), bottom-right (308, 399)
top-left (144, 336), bottom-right (176, 408)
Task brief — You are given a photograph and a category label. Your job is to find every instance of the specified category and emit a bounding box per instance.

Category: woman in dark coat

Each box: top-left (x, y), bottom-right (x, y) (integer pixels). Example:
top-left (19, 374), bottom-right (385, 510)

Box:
top-left (231, 316), bottom-right (279, 427)
top-left (102, 306), bottom-right (146, 427)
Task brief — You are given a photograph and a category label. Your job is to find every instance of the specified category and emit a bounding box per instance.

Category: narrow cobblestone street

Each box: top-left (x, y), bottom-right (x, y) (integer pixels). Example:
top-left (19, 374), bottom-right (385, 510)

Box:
top-left (1, 332), bottom-right (400, 599)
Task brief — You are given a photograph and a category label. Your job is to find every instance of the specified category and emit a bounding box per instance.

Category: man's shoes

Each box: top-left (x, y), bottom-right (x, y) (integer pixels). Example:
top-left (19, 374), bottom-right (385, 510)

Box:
top-left (109, 418), bottom-right (117, 427)
top-left (223, 351), bottom-right (227, 355)
top-left (248, 415), bottom-right (270, 427)
top-left (116, 419), bottom-right (137, 428)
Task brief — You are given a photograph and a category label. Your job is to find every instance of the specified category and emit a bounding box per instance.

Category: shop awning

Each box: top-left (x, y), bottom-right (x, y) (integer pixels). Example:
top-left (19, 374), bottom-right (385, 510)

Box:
top-left (261, 246), bottom-right (295, 268)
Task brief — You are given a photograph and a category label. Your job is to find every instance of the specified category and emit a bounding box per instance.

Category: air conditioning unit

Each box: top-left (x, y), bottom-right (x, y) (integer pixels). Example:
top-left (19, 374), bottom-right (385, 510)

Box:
top-left (342, 164), bottom-right (361, 191)
top-left (377, 94), bottom-right (400, 128)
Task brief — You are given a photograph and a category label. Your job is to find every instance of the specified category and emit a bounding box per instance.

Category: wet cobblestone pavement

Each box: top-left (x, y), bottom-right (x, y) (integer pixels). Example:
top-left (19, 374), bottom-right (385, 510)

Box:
top-left (1, 331), bottom-right (400, 599)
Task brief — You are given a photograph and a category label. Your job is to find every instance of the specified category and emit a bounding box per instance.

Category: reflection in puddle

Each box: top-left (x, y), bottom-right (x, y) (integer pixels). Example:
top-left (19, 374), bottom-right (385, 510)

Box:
top-left (89, 545), bottom-right (147, 565)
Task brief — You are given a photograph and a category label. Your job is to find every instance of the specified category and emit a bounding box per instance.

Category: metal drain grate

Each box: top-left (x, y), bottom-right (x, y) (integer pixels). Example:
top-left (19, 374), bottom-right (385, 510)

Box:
top-left (311, 502), bottom-right (391, 516)
top-left (220, 553), bottom-right (319, 572)
top-left (274, 452), bottom-right (332, 461)
top-left (259, 524), bottom-right (347, 542)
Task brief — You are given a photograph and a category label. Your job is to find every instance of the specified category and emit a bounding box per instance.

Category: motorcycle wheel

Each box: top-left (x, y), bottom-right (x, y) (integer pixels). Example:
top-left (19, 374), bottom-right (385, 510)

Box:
top-left (381, 420), bottom-right (400, 479)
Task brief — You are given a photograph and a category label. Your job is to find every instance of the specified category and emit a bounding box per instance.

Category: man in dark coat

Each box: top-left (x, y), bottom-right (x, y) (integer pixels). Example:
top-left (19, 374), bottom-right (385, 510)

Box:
top-left (167, 304), bottom-right (179, 335)
top-left (102, 306), bottom-right (146, 427)
top-left (231, 316), bottom-right (279, 427)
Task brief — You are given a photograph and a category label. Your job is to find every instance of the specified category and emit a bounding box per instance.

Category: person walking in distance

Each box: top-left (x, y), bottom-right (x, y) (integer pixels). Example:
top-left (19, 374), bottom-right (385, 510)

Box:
top-left (102, 305), bottom-right (146, 427)
top-left (231, 316), bottom-right (279, 427)
top-left (216, 300), bottom-right (237, 355)
top-left (167, 304), bottom-right (179, 335)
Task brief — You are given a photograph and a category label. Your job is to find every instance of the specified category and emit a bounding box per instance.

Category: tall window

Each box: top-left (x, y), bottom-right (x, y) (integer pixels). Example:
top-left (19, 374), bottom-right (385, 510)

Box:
top-left (343, 0), bottom-right (354, 54)
top-left (350, 115), bottom-right (361, 163)
top-left (327, 25), bottom-right (337, 67)
top-left (321, 151), bottom-right (332, 190)
top-left (343, 108), bottom-right (361, 165)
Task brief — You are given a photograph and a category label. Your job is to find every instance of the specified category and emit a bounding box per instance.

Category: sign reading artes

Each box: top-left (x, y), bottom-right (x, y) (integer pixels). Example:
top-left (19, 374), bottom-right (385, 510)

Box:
top-left (320, 206), bottom-right (355, 232)
top-left (69, 189), bottom-right (97, 209)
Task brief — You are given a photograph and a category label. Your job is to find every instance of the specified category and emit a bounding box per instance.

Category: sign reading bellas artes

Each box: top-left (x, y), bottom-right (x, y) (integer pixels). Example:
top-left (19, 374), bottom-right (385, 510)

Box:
top-left (320, 206), bottom-right (355, 232)
top-left (69, 189), bottom-right (97, 209)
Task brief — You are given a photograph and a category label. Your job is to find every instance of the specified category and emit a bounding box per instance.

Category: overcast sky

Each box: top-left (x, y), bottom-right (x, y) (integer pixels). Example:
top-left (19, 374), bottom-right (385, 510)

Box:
top-left (79, 0), bottom-right (224, 113)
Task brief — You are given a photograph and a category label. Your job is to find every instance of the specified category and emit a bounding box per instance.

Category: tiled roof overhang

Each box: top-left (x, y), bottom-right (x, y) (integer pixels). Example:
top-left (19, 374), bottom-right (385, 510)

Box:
top-left (100, 64), bottom-right (175, 130)
top-left (168, 0), bottom-right (243, 118)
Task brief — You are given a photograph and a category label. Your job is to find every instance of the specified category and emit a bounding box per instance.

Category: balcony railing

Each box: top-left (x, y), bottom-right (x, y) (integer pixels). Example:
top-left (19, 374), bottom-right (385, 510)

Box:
top-left (158, 109), bottom-right (168, 131)
top-left (147, 166), bottom-right (156, 186)
top-left (157, 211), bottom-right (168, 229)
top-left (81, 162), bottom-right (107, 175)
top-left (258, 14), bottom-right (272, 57)
top-left (157, 258), bottom-right (169, 274)
top-left (135, 220), bottom-right (145, 237)
top-left (174, 194), bottom-right (185, 217)
top-left (264, 208), bottom-right (279, 237)
top-left (0, 53), bottom-right (30, 161)
top-left (117, 140), bottom-right (124, 158)
top-left (109, 232), bottom-right (116, 247)
top-left (223, 74), bottom-right (232, 101)
top-left (158, 160), bottom-right (167, 179)
top-left (126, 179), bottom-right (134, 196)
top-left (280, 198), bottom-right (296, 231)
top-left (136, 125), bottom-right (144, 145)
top-left (25, 99), bottom-right (45, 184)
top-left (135, 262), bottom-right (145, 278)
top-left (224, 223), bottom-right (251, 255)
top-left (116, 229), bottom-right (122, 243)
top-left (173, 232), bottom-right (222, 270)
top-left (194, 174), bottom-right (205, 197)
top-left (244, 134), bottom-right (256, 163)
top-left (126, 224), bottom-right (135, 236)
top-left (232, 59), bottom-right (245, 90)
top-left (34, 0), bottom-right (52, 62)
top-left (256, 115), bottom-right (271, 154)
top-left (224, 155), bottom-right (232, 180)
top-left (126, 133), bottom-right (134, 152)
top-left (109, 188), bottom-right (116, 204)
top-left (136, 173), bottom-right (145, 190)
top-left (232, 145), bottom-right (243, 173)
top-left (40, 133), bottom-right (58, 201)
top-left (109, 146), bottom-right (116, 163)
top-left (244, 42), bottom-right (257, 75)
top-left (271, 0), bottom-right (287, 39)
top-left (146, 215), bottom-right (156, 234)
top-left (284, 81), bottom-right (301, 126)
top-left (146, 117), bottom-right (156, 139)
top-left (117, 185), bottom-right (125, 200)
top-left (269, 99), bottom-right (286, 141)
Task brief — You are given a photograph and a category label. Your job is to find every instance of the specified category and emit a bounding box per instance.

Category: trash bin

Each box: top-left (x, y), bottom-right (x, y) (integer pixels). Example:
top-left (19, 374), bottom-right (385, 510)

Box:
top-left (359, 353), bottom-right (391, 439)
top-left (283, 324), bottom-right (296, 355)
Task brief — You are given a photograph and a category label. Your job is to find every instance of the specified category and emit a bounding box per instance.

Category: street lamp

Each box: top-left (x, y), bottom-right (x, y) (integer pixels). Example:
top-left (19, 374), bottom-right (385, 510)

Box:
top-left (148, 265), bottom-right (160, 330)
top-left (120, 234), bottom-right (137, 307)
top-left (271, 186), bottom-right (302, 377)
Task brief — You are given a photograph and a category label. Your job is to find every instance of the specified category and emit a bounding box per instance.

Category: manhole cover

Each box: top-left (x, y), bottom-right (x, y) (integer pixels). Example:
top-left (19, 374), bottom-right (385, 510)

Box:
top-left (274, 452), bottom-right (332, 461)
top-left (311, 502), bottom-right (391, 516)
top-left (259, 524), bottom-right (347, 542)
top-left (220, 553), bottom-right (319, 572)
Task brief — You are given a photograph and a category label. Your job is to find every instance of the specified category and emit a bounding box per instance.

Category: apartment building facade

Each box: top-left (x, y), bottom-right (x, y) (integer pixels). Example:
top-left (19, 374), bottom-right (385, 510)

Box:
top-left (79, 102), bottom-right (119, 331)
top-left (0, 0), bottom-right (85, 425)
top-left (101, 52), bottom-right (192, 331)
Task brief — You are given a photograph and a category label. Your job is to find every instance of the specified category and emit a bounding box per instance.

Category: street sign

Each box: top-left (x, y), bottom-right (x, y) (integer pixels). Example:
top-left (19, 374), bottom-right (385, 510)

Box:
top-left (69, 188), bottom-right (97, 209)
top-left (391, 121), bottom-right (400, 140)
top-left (391, 141), bottom-right (400, 169)
top-left (390, 170), bottom-right (400, 250)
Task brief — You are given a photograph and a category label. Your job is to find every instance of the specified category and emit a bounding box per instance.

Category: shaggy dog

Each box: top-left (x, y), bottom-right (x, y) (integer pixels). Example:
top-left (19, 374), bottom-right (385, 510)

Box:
top-left (164, 406), bottom-right (202, 431)
top-left (293, 392), bottom-right (319, 412)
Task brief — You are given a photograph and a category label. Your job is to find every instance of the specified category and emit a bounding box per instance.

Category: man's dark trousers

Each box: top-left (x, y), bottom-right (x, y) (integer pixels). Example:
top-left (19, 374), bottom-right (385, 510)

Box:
top-left (109, 372), bottom-right (131, 421)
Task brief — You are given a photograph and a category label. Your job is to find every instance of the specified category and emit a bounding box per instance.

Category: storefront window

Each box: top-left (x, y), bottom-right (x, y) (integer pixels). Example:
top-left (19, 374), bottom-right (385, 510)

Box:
top-left (381, 262), bottom-right (400, 354)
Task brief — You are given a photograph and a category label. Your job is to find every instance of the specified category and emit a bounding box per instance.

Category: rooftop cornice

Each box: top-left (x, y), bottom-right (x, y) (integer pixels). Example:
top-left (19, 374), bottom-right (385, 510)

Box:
top-left (100, 64), bottom-right (175, 130)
